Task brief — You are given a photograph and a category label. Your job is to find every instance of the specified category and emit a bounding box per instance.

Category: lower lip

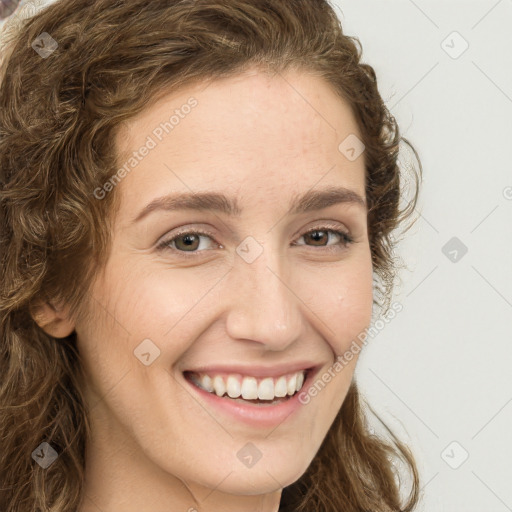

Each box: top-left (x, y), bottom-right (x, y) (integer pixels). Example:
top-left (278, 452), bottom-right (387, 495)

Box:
top-left (183, 369), bottom-right (316, 428)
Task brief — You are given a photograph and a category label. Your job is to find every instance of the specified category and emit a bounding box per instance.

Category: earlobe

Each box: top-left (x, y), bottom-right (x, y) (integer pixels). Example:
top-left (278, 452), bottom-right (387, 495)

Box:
top-left (30, 300), bottom-right (76, 339)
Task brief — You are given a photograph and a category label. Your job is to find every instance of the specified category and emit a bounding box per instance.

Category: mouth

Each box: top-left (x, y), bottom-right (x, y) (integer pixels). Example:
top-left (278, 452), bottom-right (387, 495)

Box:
top-left (183, 367), bottom-right (313, 407)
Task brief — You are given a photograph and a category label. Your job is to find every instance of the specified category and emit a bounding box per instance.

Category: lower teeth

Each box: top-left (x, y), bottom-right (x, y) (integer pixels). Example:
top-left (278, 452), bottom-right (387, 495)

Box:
top-left (222, 395), bottom-right (291, 405)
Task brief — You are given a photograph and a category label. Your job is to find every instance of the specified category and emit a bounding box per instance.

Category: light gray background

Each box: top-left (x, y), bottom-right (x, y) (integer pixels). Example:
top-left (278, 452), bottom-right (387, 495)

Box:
top-left (335, 1), bottom-right (512, 511)
top-left (2, 1), bottom-right (512, 511)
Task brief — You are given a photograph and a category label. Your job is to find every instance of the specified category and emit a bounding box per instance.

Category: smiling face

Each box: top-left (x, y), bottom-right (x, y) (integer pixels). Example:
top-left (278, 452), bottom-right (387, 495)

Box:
top-left (74, 67), bottom-right (374, 511)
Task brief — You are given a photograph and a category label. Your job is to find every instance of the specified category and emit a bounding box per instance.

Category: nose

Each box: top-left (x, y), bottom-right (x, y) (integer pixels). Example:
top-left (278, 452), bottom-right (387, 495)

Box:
top-left (224, 242), bottom-right (304, 352)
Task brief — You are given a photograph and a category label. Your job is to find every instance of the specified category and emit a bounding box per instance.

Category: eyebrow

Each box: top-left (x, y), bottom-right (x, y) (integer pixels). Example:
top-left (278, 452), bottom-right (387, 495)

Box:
top-left (132, 186), bottom-right (366, 224)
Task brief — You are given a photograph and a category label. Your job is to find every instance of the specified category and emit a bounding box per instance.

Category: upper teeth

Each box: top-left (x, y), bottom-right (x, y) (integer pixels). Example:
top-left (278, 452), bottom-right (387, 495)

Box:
top-left (188, 371), bottom-right (306, 400)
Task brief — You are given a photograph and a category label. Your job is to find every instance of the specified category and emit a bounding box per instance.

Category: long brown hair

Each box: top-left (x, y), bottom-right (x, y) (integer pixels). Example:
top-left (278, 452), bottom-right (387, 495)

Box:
top-left (0, 0), bottom-right (423, 510)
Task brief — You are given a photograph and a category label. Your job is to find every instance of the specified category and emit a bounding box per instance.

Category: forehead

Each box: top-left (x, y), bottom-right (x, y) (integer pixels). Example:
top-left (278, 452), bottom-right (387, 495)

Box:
top-left (113, 68), bottom-right (366, 217)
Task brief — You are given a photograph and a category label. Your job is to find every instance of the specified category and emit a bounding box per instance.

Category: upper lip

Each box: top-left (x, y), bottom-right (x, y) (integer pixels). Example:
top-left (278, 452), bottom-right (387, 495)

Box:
top-left (183, 362), bottom-right (323, 379)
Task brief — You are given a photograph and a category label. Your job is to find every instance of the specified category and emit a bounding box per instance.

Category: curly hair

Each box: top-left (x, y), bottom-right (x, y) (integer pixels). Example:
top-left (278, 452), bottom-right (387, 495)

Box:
top-left (0, 0), bottom-right (423, 510)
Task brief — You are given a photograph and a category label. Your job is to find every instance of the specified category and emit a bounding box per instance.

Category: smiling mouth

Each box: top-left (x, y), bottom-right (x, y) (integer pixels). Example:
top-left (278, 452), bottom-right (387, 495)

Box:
top-left (183, 368), bottom-right (312, 406)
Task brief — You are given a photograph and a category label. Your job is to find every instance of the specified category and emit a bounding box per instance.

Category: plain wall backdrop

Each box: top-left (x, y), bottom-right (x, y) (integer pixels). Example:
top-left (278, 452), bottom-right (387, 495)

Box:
top-left (2, 1), bottom-right (512, 511)
top-left (336, 1), bottom-right (512, 511)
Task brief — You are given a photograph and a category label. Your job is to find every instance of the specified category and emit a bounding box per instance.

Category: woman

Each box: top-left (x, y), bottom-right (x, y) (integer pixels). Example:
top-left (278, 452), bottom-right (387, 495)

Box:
top-left (0, 0), bottom-right (423, 510)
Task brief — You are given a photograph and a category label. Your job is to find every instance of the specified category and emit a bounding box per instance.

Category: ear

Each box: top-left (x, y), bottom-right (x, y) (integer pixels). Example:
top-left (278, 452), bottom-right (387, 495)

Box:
top-left (30, 300), bottom-right (76, 339)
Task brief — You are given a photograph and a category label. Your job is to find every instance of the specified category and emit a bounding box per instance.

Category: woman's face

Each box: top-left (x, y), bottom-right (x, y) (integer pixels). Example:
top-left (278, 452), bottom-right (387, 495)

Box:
top-left (75, 68), bottom-right (373, 511)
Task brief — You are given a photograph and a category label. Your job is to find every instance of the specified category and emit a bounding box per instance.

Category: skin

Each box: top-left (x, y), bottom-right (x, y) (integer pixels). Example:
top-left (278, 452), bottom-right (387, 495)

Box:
top-left (33, 67), bottom-right (374, 512)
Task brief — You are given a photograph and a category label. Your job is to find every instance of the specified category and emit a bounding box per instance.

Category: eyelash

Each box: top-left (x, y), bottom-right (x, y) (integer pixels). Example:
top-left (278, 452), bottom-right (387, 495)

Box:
top-left (156, 224), bottom-right (354, 258)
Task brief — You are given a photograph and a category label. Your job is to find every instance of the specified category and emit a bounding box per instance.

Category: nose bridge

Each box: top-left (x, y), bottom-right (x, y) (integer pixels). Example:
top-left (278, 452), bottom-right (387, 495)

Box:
top-left (224, 239), bottom-right (304, 349)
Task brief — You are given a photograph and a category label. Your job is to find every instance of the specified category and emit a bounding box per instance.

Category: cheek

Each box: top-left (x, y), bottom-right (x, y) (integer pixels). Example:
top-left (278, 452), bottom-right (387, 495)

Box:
top-left (291, 260), bottom-right (373, 453)
top-left (300, 257), bottom-right (374, 354)
top-left (77, 259), bottom-right (232, 391)
top-left (74, 266), bottom-right (175, 389)
top-left (89, 263), bottom-right (206, 343)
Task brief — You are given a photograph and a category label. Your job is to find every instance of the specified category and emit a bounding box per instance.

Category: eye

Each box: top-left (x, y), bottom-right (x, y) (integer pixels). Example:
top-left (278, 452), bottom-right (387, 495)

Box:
top-left (156, 224), bottom-right (354, 257)
top-left (156, 229), bottom-right (218, 255)
top-left (293, 226), bottom-right (354, 251)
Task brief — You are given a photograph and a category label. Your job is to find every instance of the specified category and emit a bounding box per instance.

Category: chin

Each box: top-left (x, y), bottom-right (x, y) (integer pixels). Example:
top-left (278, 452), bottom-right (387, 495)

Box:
top-left (206, 451), bottom-right (310, 495)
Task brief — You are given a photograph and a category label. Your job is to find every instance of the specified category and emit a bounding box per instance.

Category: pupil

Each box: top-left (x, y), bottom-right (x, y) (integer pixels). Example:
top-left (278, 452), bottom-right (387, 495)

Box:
top-left (177, 234), bottom-right (199, 250)
top-left (181, 235), bottom-right (197, 248)
top-left (309, 230), bottom-right (326, 245)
